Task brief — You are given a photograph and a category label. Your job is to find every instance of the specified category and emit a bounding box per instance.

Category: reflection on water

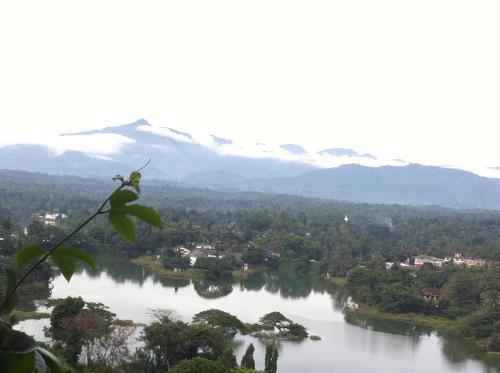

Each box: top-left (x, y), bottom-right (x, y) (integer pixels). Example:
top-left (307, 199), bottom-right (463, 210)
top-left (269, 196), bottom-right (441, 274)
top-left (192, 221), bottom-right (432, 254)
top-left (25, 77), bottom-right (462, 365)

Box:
top-left (239, 271), bottom-right (266, 291)
top-left (16, 256), bottom-right (500, 373)
top-left (345, 313), bottom-right (434, 337)
top-left (193, 279), bottom-right (233, 299)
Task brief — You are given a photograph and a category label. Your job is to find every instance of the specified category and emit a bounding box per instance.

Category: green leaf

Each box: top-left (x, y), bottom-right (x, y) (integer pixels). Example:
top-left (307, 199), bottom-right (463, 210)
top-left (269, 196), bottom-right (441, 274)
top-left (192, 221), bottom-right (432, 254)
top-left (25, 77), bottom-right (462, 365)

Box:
top-left (34, 350), bottom-right (47, 373)
top-left (108, 213), bottom-right (136, 241)
top-left (125, 204), bottom-right (163, 228)
top-left (51, 246), bottom-right (96, 282)
top-left (16, 245), bottom-right (46, 271)
top-left (57, 246), bottom-right (96, 271)
top-left (1, 269), bottom-right (18, 315)
top-left (0, 327), bottom-right (36, 351)
top-left (128, 171), bottom-right (141, 193)
top-left (0, 350), bottom-right (36, 373)
top-left (109, 190), bottom-right (138, 209)
top-left (50, 253), bottom-right (76, 282)
top-left (36, 348), bottom-right (64, 373)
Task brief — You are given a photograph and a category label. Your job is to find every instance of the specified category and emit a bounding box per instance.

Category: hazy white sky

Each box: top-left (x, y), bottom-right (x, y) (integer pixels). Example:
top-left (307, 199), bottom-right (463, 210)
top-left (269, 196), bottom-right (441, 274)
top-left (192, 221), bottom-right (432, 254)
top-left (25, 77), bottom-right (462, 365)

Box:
top-left (1, 1), bottom-right (499, 172)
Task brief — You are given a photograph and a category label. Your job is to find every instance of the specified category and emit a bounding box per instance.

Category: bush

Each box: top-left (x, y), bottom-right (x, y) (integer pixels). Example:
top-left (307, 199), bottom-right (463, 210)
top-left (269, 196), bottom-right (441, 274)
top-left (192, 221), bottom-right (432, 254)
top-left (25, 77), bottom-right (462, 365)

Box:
top-left (194, 257), bottom-right (235, 281)
top-left (286, 323), bottom-right (309, 339)
top-left (170, 357), bottom-right (229, 373)
top-left (442, 306), bottom-right (467, 319)
top-left (462, 311), bottom-right (500, 338)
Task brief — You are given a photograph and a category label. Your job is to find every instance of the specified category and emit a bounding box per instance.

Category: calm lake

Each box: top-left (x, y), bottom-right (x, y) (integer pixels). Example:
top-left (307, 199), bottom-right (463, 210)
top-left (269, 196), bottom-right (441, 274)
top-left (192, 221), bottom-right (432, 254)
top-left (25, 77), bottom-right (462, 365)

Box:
top-left (17, 258), bottom-right (500, 373)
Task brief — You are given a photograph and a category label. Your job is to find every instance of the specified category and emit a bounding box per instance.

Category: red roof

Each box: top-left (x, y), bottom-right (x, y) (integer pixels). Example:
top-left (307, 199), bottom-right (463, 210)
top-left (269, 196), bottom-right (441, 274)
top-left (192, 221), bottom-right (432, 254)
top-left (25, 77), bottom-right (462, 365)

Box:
top-left (422, 288), bottom-right (442, 296)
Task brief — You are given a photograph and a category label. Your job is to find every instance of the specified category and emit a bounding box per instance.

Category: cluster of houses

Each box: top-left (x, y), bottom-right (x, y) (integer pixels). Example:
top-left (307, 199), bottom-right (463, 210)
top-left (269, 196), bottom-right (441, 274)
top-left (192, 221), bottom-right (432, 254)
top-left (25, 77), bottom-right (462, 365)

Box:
top-left (35, 212), bottom-right (67, 226)
top-left (384, 253), bottom-right (488, 304)
top-left (156, 243), bottom-right (281, 272)
top-left (167, 243), bottom-right (243, 267)
top-left (386, 252), bottom-right (488, 271)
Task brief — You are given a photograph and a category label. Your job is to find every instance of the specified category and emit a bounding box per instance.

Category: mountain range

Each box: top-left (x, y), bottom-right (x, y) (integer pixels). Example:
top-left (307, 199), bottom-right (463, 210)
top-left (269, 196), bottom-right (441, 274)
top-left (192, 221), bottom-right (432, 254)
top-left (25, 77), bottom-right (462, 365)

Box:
top-left (1, 119), bottom-right (499, 210)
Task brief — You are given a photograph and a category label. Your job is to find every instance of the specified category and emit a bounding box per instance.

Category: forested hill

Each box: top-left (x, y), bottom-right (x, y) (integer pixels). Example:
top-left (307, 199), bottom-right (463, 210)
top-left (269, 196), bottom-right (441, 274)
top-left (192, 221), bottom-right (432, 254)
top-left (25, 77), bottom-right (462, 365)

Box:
top-left (214, 164), bottom-right (500, 211)
top-left (0, 168), bottom-right (489, 221)
top-left (1, 168), bottom-right (500, 218)
top-left (0, 169), bottom-right (342, 223)
top-left (2, 169), bottom-right (500, 262)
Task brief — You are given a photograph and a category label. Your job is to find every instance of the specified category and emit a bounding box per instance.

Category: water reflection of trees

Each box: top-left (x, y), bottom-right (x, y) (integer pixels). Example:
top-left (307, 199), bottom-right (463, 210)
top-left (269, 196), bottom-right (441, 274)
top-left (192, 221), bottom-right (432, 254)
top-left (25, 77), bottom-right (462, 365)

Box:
top-left (83, 255), bottom-right (149, 284)
top-left (265, 271), bottom-right (313, 298)
top-left (330, 286), bottom-right (350, 311)
top-left (193, 280), bottom-right (233, 299)
top-left (239, 272), bottom-right (266, 291)
top-left (81, 255), bottom-right (190, 289)
top-left (346, 313), bottom-right (500, 371)
top-left (345, 313), bottom-right (433, 338)
top-left (438, 330), bottom-right (500, 371)
top-left (78, 260), bottom-right (376, 324)
top-left (439, 332), bottom-right (482, 364)
top-left (83, 259), bottom-right (347, 302)
top-left (238, 269), bottom-right (340, 299)
top-left (192, 266), bottom-right (341, 300)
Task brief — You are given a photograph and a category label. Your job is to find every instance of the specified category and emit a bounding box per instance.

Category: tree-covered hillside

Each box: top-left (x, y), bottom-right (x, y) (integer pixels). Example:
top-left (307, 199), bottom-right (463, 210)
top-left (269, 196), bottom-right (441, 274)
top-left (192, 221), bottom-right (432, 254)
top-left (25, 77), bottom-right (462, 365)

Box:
top-left (2, 170), bottom-right (500, 263)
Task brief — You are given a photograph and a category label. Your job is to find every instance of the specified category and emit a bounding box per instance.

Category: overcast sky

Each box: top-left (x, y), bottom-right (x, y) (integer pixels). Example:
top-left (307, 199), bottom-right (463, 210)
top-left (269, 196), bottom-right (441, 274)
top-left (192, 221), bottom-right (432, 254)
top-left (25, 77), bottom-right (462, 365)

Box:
top-left (1, 1), bottom-right (499, 173)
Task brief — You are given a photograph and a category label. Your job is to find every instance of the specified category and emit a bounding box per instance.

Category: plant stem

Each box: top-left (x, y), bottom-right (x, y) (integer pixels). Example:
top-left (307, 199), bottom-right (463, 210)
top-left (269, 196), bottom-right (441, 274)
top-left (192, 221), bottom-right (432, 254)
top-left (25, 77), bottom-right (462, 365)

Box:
top-left (0, 184), bottom-right (124, 313)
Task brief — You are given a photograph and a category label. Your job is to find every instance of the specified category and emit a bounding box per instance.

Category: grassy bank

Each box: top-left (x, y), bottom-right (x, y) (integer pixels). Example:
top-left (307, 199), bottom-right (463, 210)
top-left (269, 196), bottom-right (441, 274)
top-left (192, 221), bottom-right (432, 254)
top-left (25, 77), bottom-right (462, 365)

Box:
top-left (12, 310), bottom-right (51, 322)
top-left (346, 305), bottom-right (455, 331)
top-left (231, 266), bottom-right (265, 279)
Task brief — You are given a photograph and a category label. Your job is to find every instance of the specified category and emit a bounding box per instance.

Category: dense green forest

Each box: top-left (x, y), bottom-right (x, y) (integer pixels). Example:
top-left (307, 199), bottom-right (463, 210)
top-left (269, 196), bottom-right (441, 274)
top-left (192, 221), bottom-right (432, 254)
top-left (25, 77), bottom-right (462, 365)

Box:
top-left (2, 170), bottom-right (500, 265)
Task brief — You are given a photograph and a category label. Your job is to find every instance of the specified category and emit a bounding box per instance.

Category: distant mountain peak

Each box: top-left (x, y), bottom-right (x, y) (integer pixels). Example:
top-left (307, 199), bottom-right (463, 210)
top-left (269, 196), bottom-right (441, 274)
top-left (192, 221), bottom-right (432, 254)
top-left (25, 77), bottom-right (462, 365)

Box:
top-left (132, 118), bottom-right (151, 126)
top-left (281, 144), bottom-right (307, 155)
top-left (62, 118), bottom-right (151, 136)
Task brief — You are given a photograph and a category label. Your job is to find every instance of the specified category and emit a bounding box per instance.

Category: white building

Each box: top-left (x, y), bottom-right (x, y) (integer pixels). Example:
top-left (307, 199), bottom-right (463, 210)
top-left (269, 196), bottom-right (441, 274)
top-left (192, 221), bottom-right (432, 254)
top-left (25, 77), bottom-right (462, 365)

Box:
top-left (38, 212), bottom-right (67, 226)
top-left (409, 255), bottom-right (444, 268)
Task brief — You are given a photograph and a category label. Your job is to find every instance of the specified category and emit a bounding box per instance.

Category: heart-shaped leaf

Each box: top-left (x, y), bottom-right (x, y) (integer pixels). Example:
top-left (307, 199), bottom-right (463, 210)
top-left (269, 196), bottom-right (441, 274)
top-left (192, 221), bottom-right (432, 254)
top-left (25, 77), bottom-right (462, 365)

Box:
top-left (108, 213), bottom-right (136, 241)
top-left (125, 204), bottom-right (163, 228)
top-left (51, 246), bottom-right (96, 282)
top-left (109, 190), bottom-right (139, 210)
top-left (50, 253), bottom-right (77, 282)
top-left (16, 245), bottom-right (46, 271)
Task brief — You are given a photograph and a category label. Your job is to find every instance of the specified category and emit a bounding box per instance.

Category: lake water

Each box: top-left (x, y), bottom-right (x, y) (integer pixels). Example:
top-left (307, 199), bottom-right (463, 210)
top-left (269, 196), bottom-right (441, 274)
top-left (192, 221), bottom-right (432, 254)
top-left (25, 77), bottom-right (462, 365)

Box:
top-left (16, 259), bottom-right (500, 373)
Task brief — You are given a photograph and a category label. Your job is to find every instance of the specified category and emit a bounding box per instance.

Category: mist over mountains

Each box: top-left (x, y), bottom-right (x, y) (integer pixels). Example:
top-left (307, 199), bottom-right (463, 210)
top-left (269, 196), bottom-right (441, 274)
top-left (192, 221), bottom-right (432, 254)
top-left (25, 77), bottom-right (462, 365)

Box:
top-left (1, 119), bottom-right (499, 210)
